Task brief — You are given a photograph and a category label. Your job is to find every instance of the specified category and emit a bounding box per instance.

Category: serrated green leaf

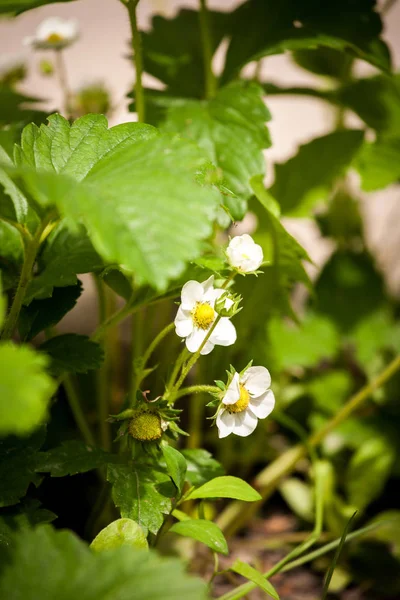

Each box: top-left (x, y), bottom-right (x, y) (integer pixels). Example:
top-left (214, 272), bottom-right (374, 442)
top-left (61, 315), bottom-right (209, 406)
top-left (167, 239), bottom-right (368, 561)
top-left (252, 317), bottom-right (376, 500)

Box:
top-left (222, 0), bottom-right (390, 83)
top-left (230, 559), bottom-right (280, 599)
top-left (269, 130), bottom-right (364, 216)
top-left (39, 334), bottom-right (104, 376)
top-left (11, 114), bottom-right (220, 290)
top-left (107, 463), bottom-right (175, 535)
top-left (163, 81), bottom-right (271, 220)
top-left (90, 518), bottom-right (148, 552)
top-left (161, 444), bottom-right (187, 493)
top-left (185, 476), bottom-right (261, 502)
top-left (169, 519), bottom-right (228, 555)
top-left (24, 224), bottom-right (103, 303)
top-left (0, 429), bottom-right (45, 508)
top-left (182, 449), bottom-right (224, 487)
top-left (35, 440), bottom-right (112, 477)
top-left (356, 138), bottom-right (400, 191)
top-left (19, 283), bottom-right (82, 341)
top-left (0, 525), bottom-right (207, 600)
top-left (0, 343), bottom-right (56, 436)
top-left (0, 146), bottom-right (29, 225)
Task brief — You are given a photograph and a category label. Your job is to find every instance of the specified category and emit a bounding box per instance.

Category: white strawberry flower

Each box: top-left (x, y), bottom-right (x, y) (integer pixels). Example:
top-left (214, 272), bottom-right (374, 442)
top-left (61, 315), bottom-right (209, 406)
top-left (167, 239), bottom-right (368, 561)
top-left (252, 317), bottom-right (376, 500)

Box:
top-left (174, 276), bottom-right (236, 355)
top-left (216, 366), bottom-right (275, 438)
top-left (24, 17), bottom-right (79, 50)
top-left (227, 234), bottom-right (263, 273)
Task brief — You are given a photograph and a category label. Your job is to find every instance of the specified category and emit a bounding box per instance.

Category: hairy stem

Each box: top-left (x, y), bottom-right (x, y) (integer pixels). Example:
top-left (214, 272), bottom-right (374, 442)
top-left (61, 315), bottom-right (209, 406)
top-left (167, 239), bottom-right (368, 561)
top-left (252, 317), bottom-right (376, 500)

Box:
top-left (55, 49), bottom-right (71, 118)
top-left (133, 322), bottom-right (174, 399)
top-left (64, 375), bottom-right (96, 446)
top-left (217, 354), bottom-right (400, 536)
top-left (127, 0), bottom-right (145, 122)
top-left (173, 384), bottom-right (220, 400)
top-left (199, 0), bottom-right (216, 99)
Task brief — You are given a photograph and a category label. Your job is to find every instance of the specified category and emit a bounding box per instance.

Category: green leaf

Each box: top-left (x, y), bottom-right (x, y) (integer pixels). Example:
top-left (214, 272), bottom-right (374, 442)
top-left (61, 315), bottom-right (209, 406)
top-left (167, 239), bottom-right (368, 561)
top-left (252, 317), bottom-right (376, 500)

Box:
top-left (230, 559), bottom-right (280, 599)
top-left (107, 463), bottom-right (175, 535)
top-left (90, 518), bottom-right (148, 552)
top-left (351, 309), bottom-right (400, 368)
top-left (161, 444), bottom-right (187, 493)
top-left (12, 114), bottom-right (220, 290)
top-left (0, 429), bottom-right (44, 508)
top-left (356, 138), bottom-right (400, 191)
top-left (293, 47), bottom-right (353, 80)
top-left (0, 86), bottom-right (46, 125)
top-left (35, 440), bottom-right (111, 477)
top-left (0, 343), bottom-right (55, 436)
top-left (269, 130), bottom-right (364, 215)
top-left (0, 146), bottom-right (29, 224)
top-left (0, 273), bottom-right (5, 329)
top-left (39, 334), bottom-right (104, 376)
top-left (279, 478), bottom-right (314, 522)
top-left (24, 224), bottom-right (103, 303)
top-left (346, 437), bottom-right (395, 512)
top-left (366, 511), bottom-right (400, 560)
top-left (185, 476), bottom-right (261, 502)
top-left (19, 283), bottom-right (82, 341)
top-left (268, 313), bottom-right (340, 371)
top-left (181, 449), bottom-right (224, 487)
top-left (222, 0), bottom-right (390, 83)
top-left (0, 525), bottom-right (207, 600)
top-left (308, 371), bottom-right (352, 415)
top-left (169, 519), bottom-right (228, 555)
top-left (163, 81), bottom-right (271, 220)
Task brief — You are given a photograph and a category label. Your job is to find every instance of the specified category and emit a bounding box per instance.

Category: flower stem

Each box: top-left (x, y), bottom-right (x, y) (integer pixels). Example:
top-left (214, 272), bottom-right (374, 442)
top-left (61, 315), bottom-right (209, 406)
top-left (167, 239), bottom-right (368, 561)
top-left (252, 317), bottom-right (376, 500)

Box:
top-left (127, 0), bottom-right (145, 122)
top-left (64, 374), bottom-right (96, 446)
top-left (133, 322), bottom-right (175, 400)
top-left (55, 49), bottom-right (71, 118)
top-left (94, 277), bottom-right (113, 451)
top-left (1, 214), bottom-right (55, 340)
top-left (216, 353), bottom-right (400, 536)
top-left (173, 384), bottom-right (220, 400)
top-left (199, 0), bottom-right (216, 99)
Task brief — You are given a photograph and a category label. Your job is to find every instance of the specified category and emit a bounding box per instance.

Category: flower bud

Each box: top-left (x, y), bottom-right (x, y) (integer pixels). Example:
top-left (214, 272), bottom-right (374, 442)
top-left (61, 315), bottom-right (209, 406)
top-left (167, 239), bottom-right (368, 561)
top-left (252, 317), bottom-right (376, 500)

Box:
top-left (214, 291), bottom-right (242, 318)
top-left (128, 410), bottom-right (162, 442)
top-left (226, 234), bottom-right (263, 273)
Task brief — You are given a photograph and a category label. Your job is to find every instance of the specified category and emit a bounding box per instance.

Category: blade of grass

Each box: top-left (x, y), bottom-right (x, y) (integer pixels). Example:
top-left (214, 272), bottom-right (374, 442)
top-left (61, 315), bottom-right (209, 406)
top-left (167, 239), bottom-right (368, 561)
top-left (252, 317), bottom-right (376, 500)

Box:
top-left (321, 512), bottom-right (357, 599)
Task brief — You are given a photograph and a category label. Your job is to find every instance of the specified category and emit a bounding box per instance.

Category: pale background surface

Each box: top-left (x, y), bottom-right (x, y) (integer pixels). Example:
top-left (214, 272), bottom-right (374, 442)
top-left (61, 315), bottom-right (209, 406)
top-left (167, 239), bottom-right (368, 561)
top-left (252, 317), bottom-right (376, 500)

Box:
top-left (1, 0), bottom-right (400, 331)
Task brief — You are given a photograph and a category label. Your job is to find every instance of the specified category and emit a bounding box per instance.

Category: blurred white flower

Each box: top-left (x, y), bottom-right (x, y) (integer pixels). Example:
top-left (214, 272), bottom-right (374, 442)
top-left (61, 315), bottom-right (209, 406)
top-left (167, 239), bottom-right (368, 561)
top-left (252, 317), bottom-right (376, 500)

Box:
top-left (216, 366), bottom-right (275, 438)
top-left (0, 53), bottom-right (27, 85)
top-left (24, 17), bottom-right (79, 50)
top-left (174, 276), bottom-right (236, 355)
top-left (226, 234), bottom-right (263, 273)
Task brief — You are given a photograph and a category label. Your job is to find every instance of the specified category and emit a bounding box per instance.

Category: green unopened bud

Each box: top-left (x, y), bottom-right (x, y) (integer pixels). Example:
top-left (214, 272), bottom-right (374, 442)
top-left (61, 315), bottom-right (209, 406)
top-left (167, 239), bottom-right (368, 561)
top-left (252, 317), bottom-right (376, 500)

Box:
top-left (0, 55), bottom-right (26, 86)
top-left (128, 410), bottom-right (162, 442)
top-left (214, 291), bottom-right (242, 318)
top-left (39, 59), bottom-right (54, 76)
top-left (69, 82), bottom-right (111, 118)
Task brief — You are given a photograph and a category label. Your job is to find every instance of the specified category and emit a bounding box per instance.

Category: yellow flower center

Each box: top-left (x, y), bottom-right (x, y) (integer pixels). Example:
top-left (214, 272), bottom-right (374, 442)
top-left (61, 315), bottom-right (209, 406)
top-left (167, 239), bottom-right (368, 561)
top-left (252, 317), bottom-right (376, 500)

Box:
top-left (227, 385), bottom-right (250, 413)
top-left (46, 33), bottom-right (64, 43)
top-left (192, 302), bottom-right (215, 330)
top-left (128, 410), bottom-right (162, 442)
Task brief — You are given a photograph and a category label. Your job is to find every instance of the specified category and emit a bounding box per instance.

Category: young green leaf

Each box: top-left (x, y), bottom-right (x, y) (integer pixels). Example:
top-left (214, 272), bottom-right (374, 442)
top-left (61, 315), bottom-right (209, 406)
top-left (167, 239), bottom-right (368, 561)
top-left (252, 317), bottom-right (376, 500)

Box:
top-left (107, 463), bottom-right (175, 535)
top-left (163, 81), bottom-right (271, 220)
top-left (182, 449), bottom-right (224, 487)
top-left (90, 518), bottom-right (148, 552)
top-left (35, 440), bottom-right (112, 477)
top-left (0, 525), bottom-right (207, 599)
top-left (169, 519), bottom-right (228, 555)
top-left (40, 334), bottom-right (104, 376)
top-left (0, 343), bottom-right (56, 436)
top-left (230, 560), bottom-right (280, 599)
top-left (184, 476), bottom-right (261, 502)
top-left (356, 138), bottom-right (400, 191)
top-left (12, 114), bottom-right (220, 290)
top-left (161, 444), bottom-right (187, 493)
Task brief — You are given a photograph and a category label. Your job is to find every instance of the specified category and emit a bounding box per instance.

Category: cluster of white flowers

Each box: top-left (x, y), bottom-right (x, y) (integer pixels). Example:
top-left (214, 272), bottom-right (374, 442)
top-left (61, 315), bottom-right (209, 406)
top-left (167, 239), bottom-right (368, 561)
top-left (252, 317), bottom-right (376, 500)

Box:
top-left (174, 234), bottom-right (274, 438)
top-left (24, 17), bottom-right (79, 50)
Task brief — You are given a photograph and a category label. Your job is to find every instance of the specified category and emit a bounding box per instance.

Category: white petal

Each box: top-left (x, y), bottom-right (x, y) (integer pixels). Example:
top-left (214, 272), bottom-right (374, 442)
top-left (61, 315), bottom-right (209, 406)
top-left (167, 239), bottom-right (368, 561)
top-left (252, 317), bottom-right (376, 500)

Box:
top-left (242, 366), bottom-right (271, 397)
top-left (216, 410), bottom-right (235, 438)
top-left (185, 328), bottom-right (207, 353)
top-left (181, 280), bottom-right (204, 310)
top-left (201, 276), bottom-right (216, 301)
top-left (249, 389), bottom-right (275, 419)
top-left (231, 409), bottom-right (258, 437)
top-left (210, 318), bottom-right (236, 347)
top-left (174, 307), bottom-right (193, 338)
top-left (199, 338), bottom-right (215, 356)
top-left (222, 372), bottom-right (240, 405)
top-left (226, 234), bottom-right (263, 273)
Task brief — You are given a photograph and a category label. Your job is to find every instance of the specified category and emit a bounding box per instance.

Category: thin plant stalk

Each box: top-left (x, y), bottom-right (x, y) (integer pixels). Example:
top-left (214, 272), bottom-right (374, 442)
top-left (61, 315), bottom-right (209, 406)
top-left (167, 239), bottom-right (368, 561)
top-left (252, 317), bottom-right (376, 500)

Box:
top-left (127, 0), bottom-right (145, 122)
top-left (55, 49), bottom-right (71, 118)
top-left (64, 374), bottom-right (96, 446)
top-left (199, 0), bottom-right (216, 99)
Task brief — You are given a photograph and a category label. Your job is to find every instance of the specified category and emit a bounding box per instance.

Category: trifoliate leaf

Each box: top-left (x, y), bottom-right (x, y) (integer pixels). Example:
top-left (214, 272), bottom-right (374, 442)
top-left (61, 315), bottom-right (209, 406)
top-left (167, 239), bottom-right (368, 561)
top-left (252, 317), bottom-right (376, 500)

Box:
top-left (35, 440), bottom-right (112, 477)
top-left (90, 518), bottom-right (148, 552)
top-left (40, 334), bottom-right (104, 376)
top-left (0, 525), bottom-right (207, 600)
top-left (182, 449), bottom-right (224, 487)
top-left (222, 0), bottom-right (390, 83)
top-left (11, 114), bottom-right (220, 290)
top-left (24, 224), bottom-right (103, 303)
top-left (163, 81), bottom-right (271, 220)
top-left (0, 343), bottom-right (56, 436)
top-left (107, 463), bottom-right (175, 535)
top-left (269, 130), bottom-right (364, 216)
top-left (0, 429), bottom-right (45, 508)
top-left (19, 283), bottom-right (82, 341)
